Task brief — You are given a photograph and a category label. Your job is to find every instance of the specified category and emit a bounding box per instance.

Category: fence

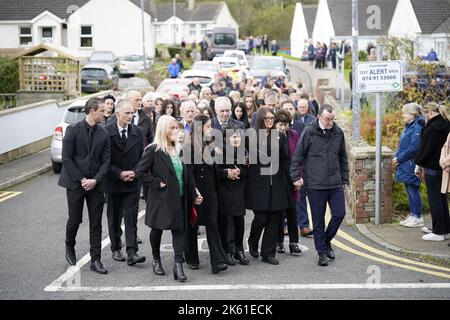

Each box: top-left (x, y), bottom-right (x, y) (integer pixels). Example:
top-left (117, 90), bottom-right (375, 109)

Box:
top-left (0, 94), bottom-right (17, 110)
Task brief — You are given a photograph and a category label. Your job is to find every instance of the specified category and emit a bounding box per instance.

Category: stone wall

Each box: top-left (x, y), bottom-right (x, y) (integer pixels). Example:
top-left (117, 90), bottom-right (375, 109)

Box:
top-left (322, 93), bottom-right (394, 224)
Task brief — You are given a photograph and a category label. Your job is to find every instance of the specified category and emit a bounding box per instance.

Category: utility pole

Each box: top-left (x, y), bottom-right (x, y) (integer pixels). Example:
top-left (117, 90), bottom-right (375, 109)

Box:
top-left (173, 0), bottom-right (176, 46)
top-left (140, 0), bottom-right (147, 72)
top-left (351, 0), bottom-right (360, 140)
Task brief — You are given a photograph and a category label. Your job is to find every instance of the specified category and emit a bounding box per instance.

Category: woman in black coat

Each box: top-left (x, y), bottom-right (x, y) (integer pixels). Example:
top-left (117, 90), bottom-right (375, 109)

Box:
top-left (136, 115), bottom-right (200, 282)
top-left (416, 102), bottom-right (450, 241)
top-left (246, 107), bottom-right (293, 265)
top-left (217, 123), bottom-right (250, 265)
top-left (189, 115), bottom-right (230, 274)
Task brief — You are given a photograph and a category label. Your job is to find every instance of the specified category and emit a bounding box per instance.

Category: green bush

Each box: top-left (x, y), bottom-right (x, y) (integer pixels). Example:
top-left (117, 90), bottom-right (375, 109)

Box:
top-left (167, 47), bottom-right (182, 58)
top-left (392, 178), bottom-right (430, 216)
top-left (0, 57), bottom-right (19, 93)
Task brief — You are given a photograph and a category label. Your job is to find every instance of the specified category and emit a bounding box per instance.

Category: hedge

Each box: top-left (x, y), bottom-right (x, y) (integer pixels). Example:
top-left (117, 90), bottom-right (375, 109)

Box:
top-left (0, 57), bottom-right (19, 93)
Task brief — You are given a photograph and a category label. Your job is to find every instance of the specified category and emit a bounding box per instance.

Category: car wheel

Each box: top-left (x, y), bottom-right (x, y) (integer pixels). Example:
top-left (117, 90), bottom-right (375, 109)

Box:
top-left (52, 160), bottom-right (62, 174)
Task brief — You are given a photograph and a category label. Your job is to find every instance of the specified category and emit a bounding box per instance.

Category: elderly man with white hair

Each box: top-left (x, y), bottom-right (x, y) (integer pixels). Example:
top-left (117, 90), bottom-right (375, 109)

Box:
top-left (211, 96), bottom-right (245, 131)
top-left (179, 100), bottom-right (197, 136)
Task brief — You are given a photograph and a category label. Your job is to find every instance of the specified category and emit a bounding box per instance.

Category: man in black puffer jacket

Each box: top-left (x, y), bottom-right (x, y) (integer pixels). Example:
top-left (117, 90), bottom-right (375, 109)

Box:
top-left (290, 104), bottom-right (349, 267)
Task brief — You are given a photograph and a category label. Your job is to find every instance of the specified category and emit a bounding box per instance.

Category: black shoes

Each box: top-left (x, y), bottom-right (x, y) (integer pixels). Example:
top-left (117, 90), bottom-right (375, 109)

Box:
top-left (318, 253), bottom-right (328, 266)
top-left (65, 246), bottom-right (76, 266)
top-left (127, 254), bottom-right (146, 265)
top-left (212, 263), bottom-right (228, 274)
top-left (112, 250), bottom-right (126, 262)
top-left (188, 264), bottom-right (199, 270)
top-left (248, 239), bottom-right (259, 258)
top-left (261, 256), bottom-right (279, 265)
top-left (289, 243), bottom-right (302, 255)
top-left (276, 243), bottom-right (285, 253)
top-left (90, 260), bottom-right (108, 274)
top-left (234, 251), bottom-right (250, 265)
top-left (173, 263), bottom-right (187, 282)
top-left (326, 246), bottom-right (336, 260)
top-left (136, 236), bottom-right (143, 244)
top-left (226, 253), bottom-right (236, 266)
top-left (152, 259), bottom-right (165, 276)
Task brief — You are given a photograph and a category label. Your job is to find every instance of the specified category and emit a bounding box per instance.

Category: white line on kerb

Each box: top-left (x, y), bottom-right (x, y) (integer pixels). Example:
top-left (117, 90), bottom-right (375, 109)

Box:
top-left (45, 283), bottom-right (450, 292)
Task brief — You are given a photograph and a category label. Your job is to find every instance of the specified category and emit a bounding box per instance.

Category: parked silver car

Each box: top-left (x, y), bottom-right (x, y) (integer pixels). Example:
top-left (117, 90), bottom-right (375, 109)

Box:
top-left (118, 54), bottom-right (152, 76)
top-left (50, 99), bottom-right (88, 173)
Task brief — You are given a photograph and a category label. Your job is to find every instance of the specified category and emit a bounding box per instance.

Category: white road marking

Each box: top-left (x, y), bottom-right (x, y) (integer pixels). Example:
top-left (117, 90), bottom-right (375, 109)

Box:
top-left (44, 210), bottom-right (146, 291)
top-left (45, 283), bottom-right (450, 292)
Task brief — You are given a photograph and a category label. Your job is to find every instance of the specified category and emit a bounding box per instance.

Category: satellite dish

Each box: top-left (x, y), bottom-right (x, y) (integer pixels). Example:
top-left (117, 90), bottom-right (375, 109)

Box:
top-left (66, 5), bottom-right (80, 14)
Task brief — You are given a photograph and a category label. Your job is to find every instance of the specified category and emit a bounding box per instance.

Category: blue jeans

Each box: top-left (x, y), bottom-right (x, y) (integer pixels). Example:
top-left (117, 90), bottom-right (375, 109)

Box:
top-left (404, 183), bottom-right (422, 218)
top-left (296, 189), bottom-right (310, 228)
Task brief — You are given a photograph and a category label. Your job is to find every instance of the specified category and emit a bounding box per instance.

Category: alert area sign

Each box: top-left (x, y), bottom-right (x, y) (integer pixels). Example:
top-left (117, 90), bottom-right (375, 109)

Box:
top-left (355, 60), bottom-right (403, 93)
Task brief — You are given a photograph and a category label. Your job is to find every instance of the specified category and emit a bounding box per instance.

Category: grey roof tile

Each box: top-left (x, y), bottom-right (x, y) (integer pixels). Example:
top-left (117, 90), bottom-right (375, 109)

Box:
top-left (410, 0), bottom-right (450, 34)
top-left (154, 2), bottom-right (224, 22)
top-left (303, 5), bottom-right (318, 38)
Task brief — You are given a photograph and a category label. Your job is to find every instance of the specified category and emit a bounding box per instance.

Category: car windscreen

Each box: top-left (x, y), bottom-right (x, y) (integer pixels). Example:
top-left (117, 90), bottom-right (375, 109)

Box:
top-left (218, 61), bottom-right (237, 69)
top-left (184, 76), bottom-right (212, 84)
top-left (81, 68), bottom-right (107, 78)
top-left (64, 107), bottom-right (86, 125)
top-left (90, 52), bottom-right (114, 61)
top-left (121, 78), bottom-right (150, 89)
top-left (192, 64), bottom-right (218, 72)
top-left (214, 33), bottom-right (236, 46)
top-left (123, 55), bottom-right (144, 62)
top-left (252, 59), bottom-right (283, 70)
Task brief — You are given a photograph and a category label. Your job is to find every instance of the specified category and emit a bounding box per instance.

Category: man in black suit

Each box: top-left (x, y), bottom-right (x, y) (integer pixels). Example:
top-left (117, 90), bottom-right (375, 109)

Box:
top-left (211, 96), bottom-right (245, 132)
top-left (58, 98), bottom-right (111, 274)
top-left (104, 100), bottom-right (146, 266)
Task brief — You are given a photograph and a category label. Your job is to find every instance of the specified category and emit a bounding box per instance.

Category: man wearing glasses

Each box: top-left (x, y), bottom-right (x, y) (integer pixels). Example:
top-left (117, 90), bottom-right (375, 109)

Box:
top-left (290, 104), bottom-right (349, 267)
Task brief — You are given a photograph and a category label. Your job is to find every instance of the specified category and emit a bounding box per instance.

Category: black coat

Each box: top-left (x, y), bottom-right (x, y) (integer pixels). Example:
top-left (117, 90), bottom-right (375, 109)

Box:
top-left (290, 120), bottom-right (349, 190)
top-left (58, 120), bottom-right (111, 191)
top-left (135, 145), bottom-right (196, 230)
top-left (416, 114), bottom-right (450, 170)
top-left (211, 117), bottom-right (245, 131)
top-left (217, 153), bottom-right (248, 217)
top-left (246, 132), bottom-right (292, 212)
top-left (108, 109), bottom-right (154, 147)
top-left (104, 122), bottom-right (144, 193)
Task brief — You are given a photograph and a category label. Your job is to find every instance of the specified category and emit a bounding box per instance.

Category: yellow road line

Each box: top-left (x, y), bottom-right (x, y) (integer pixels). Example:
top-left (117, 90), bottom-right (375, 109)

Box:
top-left (0, 191), bottom-right (22, 203)
top-left (336, 229), bottom-right (450, 273)
top-left (331, 238), bottom-right (450, 279)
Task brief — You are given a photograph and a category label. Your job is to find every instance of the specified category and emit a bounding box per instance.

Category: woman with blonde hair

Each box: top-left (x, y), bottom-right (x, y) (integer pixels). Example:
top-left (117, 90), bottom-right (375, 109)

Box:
top-left (393, 103), bottom-right (425, 228)
top-left (136, 115), bottom-right (202, 281)
top-left (416, 102), bottom-right (450, 241)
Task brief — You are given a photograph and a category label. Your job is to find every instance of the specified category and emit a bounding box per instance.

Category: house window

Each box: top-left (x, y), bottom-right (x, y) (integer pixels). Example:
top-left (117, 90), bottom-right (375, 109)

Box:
top-left (200, 24), bottom-right (208, 36)
top-left (19, 27), bottom-right (32, 45)
top-left (189, 24), bottom-right (197, 36)
top-left (80, 25), bottom-right (93, 48)
top-left (155, 25), bottom-right (161, 37)
top-left (42, 27), bottom-right (53, 38)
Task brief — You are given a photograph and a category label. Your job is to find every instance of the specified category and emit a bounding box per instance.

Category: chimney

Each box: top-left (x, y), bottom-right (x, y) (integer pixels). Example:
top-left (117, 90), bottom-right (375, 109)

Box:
top-left (187, 0), bottom-right (195, 11)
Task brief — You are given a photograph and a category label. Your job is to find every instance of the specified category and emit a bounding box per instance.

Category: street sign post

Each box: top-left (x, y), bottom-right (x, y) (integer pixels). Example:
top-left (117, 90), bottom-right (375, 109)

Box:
top-left (355, 60), bottom-right (403, 94)
top-left (356, 57), bottom-right (403, 225)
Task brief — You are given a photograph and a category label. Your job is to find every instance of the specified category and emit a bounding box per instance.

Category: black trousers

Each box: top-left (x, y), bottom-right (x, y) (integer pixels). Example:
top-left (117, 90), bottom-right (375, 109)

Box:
top-left (219, 215), bottom-right (245, 252)
top-left (204, 194), bottom-right (228, 267)
top-left (185, 220), bottom-right (199, 265)
top-left (65, 187), bottom-right (104, 262)
top-left (278, 206), bottom-right (299, 244)
top-left (248, 210), bottom-right (282, 258)
top-left (107, 191), bottom-right (139, 256)
top-left (150, 229), bottom-right (185, 263)
top-left (425, 169), bottom-right (450, 235)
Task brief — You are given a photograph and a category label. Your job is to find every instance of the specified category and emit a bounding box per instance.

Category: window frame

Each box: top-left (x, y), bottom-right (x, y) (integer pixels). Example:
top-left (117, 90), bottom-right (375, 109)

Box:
top-left (80, 25), bottom-right (93, 49)
top-left (19, 26), bottom-right (32, 46)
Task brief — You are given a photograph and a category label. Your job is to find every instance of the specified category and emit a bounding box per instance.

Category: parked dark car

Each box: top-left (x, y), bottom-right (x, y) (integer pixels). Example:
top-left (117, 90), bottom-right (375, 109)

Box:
top-left (81, 64), bottom-right (119, 93)
top-left (88, 51), bottom-right (119, 70)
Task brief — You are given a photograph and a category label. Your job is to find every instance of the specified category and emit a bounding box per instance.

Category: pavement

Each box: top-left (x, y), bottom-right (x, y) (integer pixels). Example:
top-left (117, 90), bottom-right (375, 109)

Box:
top-left (0, 59), bottom-right (447, 270)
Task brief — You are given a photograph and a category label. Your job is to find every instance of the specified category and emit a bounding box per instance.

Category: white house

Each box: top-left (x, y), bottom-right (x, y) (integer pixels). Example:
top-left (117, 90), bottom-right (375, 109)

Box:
top-left (312, 0), bottom-right (398, 50)
top-left (290, 3), bottom-right (318, 59)
top-left (154, 0), bottom-right (239, 45)
top-left (390, 0), bottom-right (450, 65)
top-left (0, 0), bottom-right (156, 59)
top-left (306, 0), bottom-right (449, 65)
